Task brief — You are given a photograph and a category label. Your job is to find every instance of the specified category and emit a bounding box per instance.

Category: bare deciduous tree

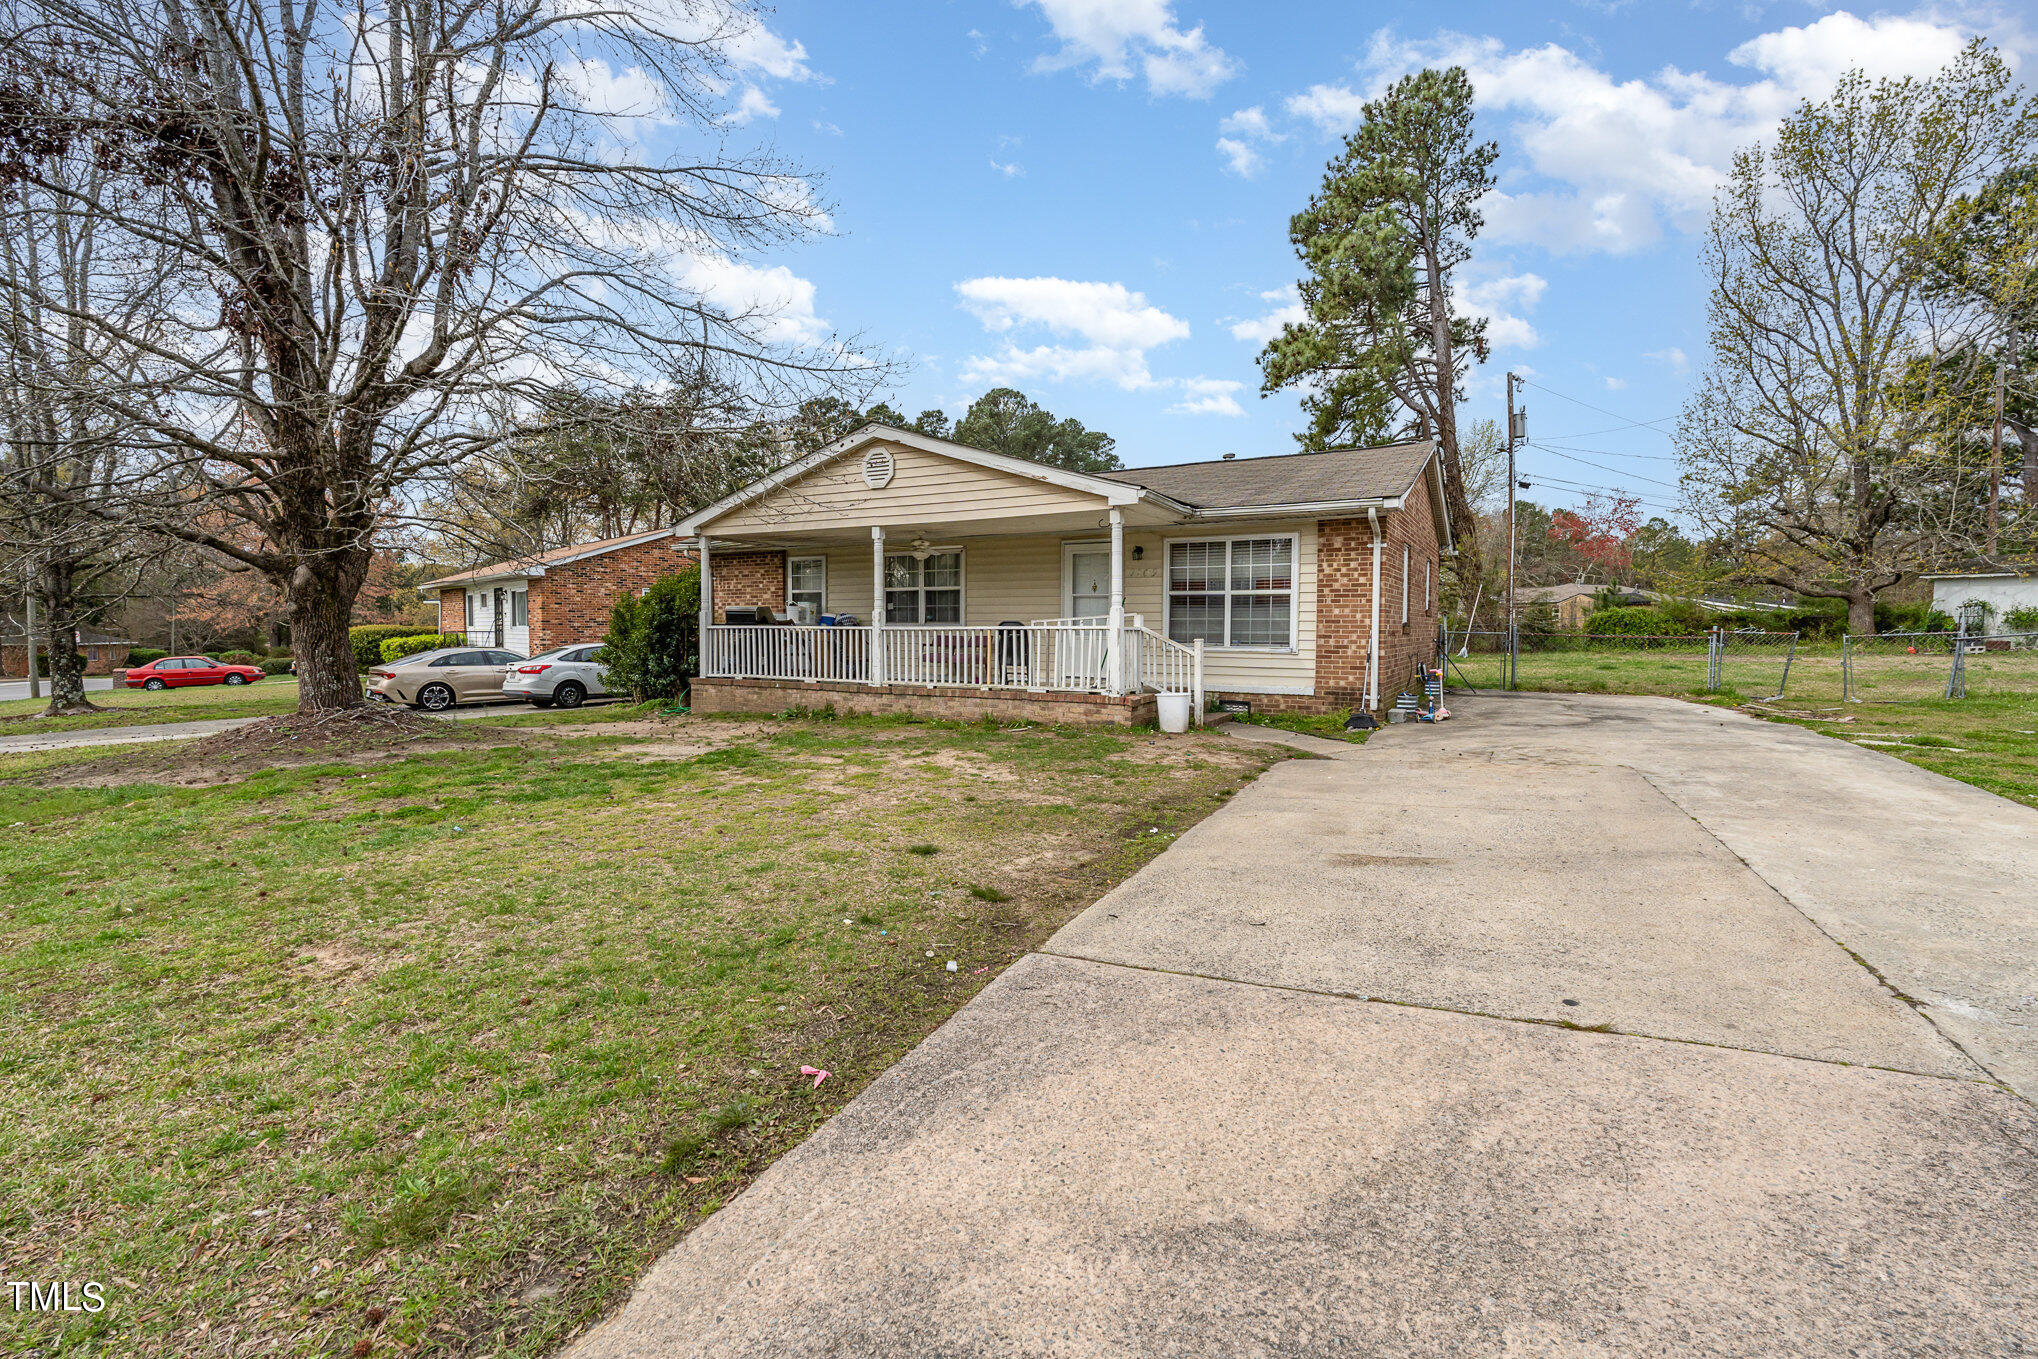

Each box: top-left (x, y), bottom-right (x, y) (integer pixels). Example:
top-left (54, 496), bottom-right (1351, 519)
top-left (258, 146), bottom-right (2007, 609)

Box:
top-left (1679, 43), bottom-right (2036, 633)
top-left (0, 0), bottom-right (883, 712)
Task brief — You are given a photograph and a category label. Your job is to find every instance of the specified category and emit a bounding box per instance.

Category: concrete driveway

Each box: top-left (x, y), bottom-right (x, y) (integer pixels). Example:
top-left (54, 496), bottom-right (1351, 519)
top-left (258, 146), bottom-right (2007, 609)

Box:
top-left (570, 693), bottom-right (2038, 1358)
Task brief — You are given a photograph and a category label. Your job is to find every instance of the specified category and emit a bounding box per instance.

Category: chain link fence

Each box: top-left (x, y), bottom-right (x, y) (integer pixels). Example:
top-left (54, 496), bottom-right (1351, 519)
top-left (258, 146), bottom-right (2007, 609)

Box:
top-left (1843, 631), bottom-right (2038, 701)
top-left (1439, 627), bottom-right (1796, 698)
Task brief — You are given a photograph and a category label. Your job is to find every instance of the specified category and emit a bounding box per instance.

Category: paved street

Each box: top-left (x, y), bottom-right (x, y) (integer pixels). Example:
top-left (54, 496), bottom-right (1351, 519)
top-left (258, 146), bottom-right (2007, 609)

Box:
top-left (569, 693), bottom-right (2037, 1358)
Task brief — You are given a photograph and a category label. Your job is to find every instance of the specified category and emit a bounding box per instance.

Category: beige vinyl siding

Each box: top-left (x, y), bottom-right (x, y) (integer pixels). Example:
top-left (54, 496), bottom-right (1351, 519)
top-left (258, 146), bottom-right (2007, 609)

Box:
top-left (710, 443), bottom-right (1106, 534)
top-left (787, 519), bottom-right (1320, 696)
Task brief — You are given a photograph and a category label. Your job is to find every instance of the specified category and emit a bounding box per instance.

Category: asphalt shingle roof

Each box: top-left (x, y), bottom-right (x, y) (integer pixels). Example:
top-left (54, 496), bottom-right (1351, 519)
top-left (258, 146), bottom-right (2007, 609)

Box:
top-left (1098, 440), bottom-right (1434, 509)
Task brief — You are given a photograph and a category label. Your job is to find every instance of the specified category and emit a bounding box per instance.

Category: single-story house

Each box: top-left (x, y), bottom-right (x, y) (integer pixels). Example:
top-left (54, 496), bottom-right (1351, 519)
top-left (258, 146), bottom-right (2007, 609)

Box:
top-left (677, 423), bottom-right (1449, 725)
top-left (418, 528), bottom-right (698, 656)
top-left (1513, 583), bottom-right (1655, 630)
top-left (1923, 561), bottom-right (2038, 635)
top-left (1, 614), bottom-right (130, 677)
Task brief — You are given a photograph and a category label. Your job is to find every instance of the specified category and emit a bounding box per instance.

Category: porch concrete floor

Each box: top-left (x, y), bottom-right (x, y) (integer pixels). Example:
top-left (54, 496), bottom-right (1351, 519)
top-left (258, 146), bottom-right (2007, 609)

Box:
top-left (567, 692), bottom-right (2038, 1358)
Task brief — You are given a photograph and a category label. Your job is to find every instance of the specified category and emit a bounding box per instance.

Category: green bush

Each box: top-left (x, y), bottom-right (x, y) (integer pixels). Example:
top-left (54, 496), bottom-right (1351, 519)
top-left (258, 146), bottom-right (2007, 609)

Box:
top-left (126, 647), bottom-right (168, 666)
top-left (259, 658), bottom-right (294, 675)
top-left (380, 633), bottom-right (457, 663)
top-left (2005, 605), bottom-right (2038, 633)
top-left (1583, 605), bottom-right (1675, 636)
top-left (1874, 601), bottom-right (1952, 634)
top-left (600, 568), bottom-right (700, 701)
top-left (349, 623), bottom-right (440, 672)
top-left (217, 650), bottom-right (263, 667)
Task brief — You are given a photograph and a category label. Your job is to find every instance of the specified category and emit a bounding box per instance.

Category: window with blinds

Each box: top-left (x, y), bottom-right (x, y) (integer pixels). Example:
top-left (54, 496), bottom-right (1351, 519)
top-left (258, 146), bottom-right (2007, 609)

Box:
top-left (1166, 536), bottom-right (1295, 648)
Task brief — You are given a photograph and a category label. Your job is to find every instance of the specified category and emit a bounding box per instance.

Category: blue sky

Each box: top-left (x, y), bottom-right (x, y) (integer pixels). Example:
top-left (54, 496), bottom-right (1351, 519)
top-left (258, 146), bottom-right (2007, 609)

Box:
top-left (673, 1), bottom-right (2033, 520)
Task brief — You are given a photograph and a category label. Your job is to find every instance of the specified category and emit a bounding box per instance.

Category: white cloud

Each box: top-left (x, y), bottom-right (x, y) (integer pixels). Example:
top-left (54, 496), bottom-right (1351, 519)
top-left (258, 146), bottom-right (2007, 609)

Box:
top-left (1215, 103), bottom-right (1282, 177)
top-left (813, 119), bottom-right (843, 136)
top-left (1291, 12), bottom-right (1992, 253)
top-left (675, 255), bottom-right (828, 345)
top-left (1604, 376), bottom-right (1628, 391)
top-left (1021, 0), bottom-right (1239, 98)
top-left (1228, 285), bottom-right (1306, 344)
top-left (720, 85), bottom-right (780, 125)
top-left (990, 158), bottom-right (1026, 178)
top-left (955, 275), bottom-right (1191, 390)
top-left (1646, 346), bottom-right (1689, 373)
top-left (1460, 270), bottom-right (1547, 350)
top-left (1168, 376), bottom-right (1246, 416)
top-left (1215, 137), bottom-right (1263, 177)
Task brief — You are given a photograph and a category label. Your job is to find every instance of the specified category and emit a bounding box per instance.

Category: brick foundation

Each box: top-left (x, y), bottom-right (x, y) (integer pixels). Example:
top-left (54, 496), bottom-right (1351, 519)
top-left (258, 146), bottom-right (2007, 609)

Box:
top-left (690, 676), bottom-right (1158, 727)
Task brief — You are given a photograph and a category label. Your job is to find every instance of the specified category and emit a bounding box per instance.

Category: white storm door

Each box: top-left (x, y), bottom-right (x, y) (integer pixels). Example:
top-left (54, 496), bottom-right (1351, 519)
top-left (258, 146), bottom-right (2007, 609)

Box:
top-left (1059, 543), bottom-right (1112, 688)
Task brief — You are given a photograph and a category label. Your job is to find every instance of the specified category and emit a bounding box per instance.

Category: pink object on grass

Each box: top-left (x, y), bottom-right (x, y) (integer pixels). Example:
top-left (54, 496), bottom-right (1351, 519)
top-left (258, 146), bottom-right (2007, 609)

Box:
top-left (800, 1065), bottom-right (830, 1088)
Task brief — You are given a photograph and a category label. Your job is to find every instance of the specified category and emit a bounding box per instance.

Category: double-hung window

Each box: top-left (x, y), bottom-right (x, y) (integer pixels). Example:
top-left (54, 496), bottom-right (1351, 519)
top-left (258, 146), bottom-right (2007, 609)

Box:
top-left (884, 551), bottom-right (962, 624)
top-left (511, 590), bottom-right (528, 627)
top-left (1167, 536), bottom-right (1295, 649)
top-left (788, 556), bottom-right (827, 615)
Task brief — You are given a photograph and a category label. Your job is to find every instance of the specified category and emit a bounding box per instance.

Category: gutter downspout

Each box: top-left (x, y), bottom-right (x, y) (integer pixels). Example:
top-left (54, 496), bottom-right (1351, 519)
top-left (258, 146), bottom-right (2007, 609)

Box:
top-left (1366, 507), bottom-right (1382, 713)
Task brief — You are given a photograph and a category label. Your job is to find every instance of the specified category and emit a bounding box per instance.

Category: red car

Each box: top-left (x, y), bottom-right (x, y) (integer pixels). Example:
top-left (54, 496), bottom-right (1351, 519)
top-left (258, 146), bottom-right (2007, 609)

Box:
top-left (124, 656), bottom-right (265, 690)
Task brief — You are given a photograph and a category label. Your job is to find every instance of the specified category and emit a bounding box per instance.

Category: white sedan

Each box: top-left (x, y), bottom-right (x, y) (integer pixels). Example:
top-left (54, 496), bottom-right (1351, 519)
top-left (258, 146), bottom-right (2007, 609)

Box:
top-left (501, 645), bottom-right (614, 709)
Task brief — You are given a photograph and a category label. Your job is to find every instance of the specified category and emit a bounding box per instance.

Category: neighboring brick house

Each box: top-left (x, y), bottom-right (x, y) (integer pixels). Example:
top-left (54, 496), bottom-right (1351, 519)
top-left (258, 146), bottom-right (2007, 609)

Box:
top-left (675, 423), bottom-right (1451, 722)
top-left (418, 528), bottom-right (698, 657)
top-left (1, 615), bottom-right (130, 677)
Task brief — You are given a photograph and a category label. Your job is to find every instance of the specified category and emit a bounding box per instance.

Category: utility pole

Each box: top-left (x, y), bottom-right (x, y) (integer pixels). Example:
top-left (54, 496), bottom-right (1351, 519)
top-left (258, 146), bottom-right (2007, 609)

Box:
top-left (1505, 373), bottom-right (1523, 690)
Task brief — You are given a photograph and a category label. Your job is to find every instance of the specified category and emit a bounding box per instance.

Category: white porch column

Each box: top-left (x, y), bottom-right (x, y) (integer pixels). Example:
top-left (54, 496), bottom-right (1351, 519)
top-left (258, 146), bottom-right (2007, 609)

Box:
top-left (697, 537), bottom-right (713, 676)
top-left (1104, 508), bottom-right (1126, 696)
top-left (869, 526), bottom-right (886, 687)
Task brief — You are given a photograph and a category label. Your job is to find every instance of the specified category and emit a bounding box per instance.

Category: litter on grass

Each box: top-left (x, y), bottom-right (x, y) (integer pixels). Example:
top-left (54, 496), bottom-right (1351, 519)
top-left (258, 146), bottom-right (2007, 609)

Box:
top-left (799, 1065), bottom-right (830, 1088)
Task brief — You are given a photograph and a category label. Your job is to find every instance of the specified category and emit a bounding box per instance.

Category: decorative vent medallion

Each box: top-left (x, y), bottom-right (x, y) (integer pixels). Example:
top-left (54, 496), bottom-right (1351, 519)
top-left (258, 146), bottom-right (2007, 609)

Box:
top-left (861, 445), bottom-right (895, 489)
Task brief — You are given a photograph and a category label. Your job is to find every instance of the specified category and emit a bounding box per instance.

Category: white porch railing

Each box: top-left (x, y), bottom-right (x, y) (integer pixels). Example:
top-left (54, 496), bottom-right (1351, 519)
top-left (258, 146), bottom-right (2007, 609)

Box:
top-left (703, 622), bottom-right (1202, 713)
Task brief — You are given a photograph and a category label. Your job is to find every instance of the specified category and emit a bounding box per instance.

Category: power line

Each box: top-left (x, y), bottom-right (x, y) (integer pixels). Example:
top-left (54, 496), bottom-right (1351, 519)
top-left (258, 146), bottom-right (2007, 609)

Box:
top-left (1521, 377), bottom-right (1677, 432)
top-left (1524, 441), bottom-right (1684, 489)
top-left (1531, 440), bottom-right (1682, 463)
top-left (1541, 415), bottom-right (1678, 441)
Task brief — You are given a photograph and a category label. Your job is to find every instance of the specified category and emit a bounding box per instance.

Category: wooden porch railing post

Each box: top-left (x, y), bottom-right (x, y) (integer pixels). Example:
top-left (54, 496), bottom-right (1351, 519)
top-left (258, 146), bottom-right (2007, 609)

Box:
top-left (869, 526), bottom-right (886, 687)
top-left (697, 537), bottom-right (713, 676)
top-left (1104, 508), bottom-right (1125, 696)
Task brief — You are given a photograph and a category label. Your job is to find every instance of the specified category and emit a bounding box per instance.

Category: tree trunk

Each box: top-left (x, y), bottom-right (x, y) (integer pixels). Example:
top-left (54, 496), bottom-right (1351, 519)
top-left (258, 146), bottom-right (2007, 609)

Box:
top-left (1848, 588), bottom-right (1877, 637)
top-left (35, 562), bottom-right (103, 717)
top-left (287, 553), bottom-right (370, 714)
top-left (2016, 422), bottom-right (2038, 509)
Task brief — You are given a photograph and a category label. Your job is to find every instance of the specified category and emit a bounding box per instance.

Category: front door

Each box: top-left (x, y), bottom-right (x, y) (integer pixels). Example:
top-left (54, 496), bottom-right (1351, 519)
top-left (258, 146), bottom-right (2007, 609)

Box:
top-left (492, 588), bottom-right (507, 648)
top-left (1059, 544), bottom-right (1113, 688)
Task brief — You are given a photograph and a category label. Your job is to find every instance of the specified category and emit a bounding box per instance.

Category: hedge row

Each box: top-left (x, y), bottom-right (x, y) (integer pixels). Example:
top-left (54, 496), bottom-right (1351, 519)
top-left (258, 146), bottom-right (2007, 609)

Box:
top-left (380, 633), bottom-right (459, 663)
top-left (349, 624), bottom-right (442, 672)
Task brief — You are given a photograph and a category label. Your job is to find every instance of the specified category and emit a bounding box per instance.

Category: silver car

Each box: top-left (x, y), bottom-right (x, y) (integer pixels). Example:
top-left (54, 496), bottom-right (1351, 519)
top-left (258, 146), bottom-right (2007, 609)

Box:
top-left (501, 644), bottom-right (613, 708)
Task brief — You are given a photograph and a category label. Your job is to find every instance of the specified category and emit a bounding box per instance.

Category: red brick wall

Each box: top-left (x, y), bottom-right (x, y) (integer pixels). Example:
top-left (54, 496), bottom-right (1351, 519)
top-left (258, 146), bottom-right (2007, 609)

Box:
top-left (532, 537), bottom-right (697, 652)
top-left (1, 643), bottom-right (124, 677)
top-left (708, 550), bottom-right (787, 622)
top-left (437, 590), bottom-right (463, 635)
top-left (1235, 471), bottom-right (1441, 716)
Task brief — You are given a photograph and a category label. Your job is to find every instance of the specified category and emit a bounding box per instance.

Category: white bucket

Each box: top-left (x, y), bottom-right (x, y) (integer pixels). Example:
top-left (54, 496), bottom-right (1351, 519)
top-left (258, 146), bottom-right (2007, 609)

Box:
top-left (1156, 692), bottom-right (1193, 733)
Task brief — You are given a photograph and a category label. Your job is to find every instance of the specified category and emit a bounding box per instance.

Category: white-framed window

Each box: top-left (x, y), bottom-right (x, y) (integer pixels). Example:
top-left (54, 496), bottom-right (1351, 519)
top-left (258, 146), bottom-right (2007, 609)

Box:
top-left (1401, 545), bottom-right (1410, 624)
top-left (1425, 559), bottom-right (1432, 614)
top-left (1165, 535), bottom-right (1296, 650)
top-left (511, 589), bottom-right (528, 627)
top-left (465, 590), bottom-right (479, 627)
top-left (788, 556), bottom-right (827, 614)
top-left (884, 551), bottom-right (962, 624)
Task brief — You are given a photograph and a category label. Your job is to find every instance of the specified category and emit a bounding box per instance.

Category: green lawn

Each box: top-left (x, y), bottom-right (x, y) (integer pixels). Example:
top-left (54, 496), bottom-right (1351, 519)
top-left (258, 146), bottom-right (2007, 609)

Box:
top-left (1749, 691), bottom-right (2038, 809)
top-left (0, 713), bottom-right (1280, 1358)
top-left (1228, 709), bottom-right (1372, 743)
top-left (0, 677), bottom-right (304, 729)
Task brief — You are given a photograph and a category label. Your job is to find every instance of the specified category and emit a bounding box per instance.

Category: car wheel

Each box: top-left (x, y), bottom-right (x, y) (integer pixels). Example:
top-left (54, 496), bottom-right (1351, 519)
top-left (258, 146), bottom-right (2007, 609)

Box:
top-left (224, 673), bottom-right (247, 685)
top-left (553, 681), bottom-right (586, 709)
top-left (143, 677), bottom-right (166, 690)
top-left (417, 683), bottom-right (455, 712)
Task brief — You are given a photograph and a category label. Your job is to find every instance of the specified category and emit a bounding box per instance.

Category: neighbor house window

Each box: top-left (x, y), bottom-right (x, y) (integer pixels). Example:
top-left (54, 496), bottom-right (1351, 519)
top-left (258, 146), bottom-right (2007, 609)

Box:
top-left (1425, 560), bottom-right (1432, 614)
top-left (788, 556), bottom-right (827, 615)
top-left (1402, 545), bottom-right (1410, 624)
top-left (884, 551), bottom-right (962, 624)
top-left (511, 590), bottom-right (527, 627)
top-left (465, 591), bottom-right (478, 627)
top-left (1166, 536), bottom-right (1295, 649)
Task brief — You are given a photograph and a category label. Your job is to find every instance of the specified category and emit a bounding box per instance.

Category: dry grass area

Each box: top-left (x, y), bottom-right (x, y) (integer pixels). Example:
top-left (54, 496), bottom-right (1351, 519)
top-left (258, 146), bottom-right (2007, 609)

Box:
top-left (0, 710), bottom-right (1282, 1358)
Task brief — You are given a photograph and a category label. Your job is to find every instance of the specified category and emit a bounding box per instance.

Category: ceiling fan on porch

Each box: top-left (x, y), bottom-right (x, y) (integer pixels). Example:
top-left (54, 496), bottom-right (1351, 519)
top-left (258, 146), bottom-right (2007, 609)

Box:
top-left (905, 537), bottom-right (960, 560)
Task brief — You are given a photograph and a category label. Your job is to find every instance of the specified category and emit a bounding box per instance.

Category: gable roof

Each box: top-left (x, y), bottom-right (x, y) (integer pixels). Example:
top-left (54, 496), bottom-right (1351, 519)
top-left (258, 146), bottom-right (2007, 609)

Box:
top-left (1922, 559), bottom-right (2038, 580)
top-left (1097, 440), bottom-right (1436, 509)
top-left (417, 526), bottom-right (692, 590)
top-left (680, 423), bottom-right (1448, 545)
